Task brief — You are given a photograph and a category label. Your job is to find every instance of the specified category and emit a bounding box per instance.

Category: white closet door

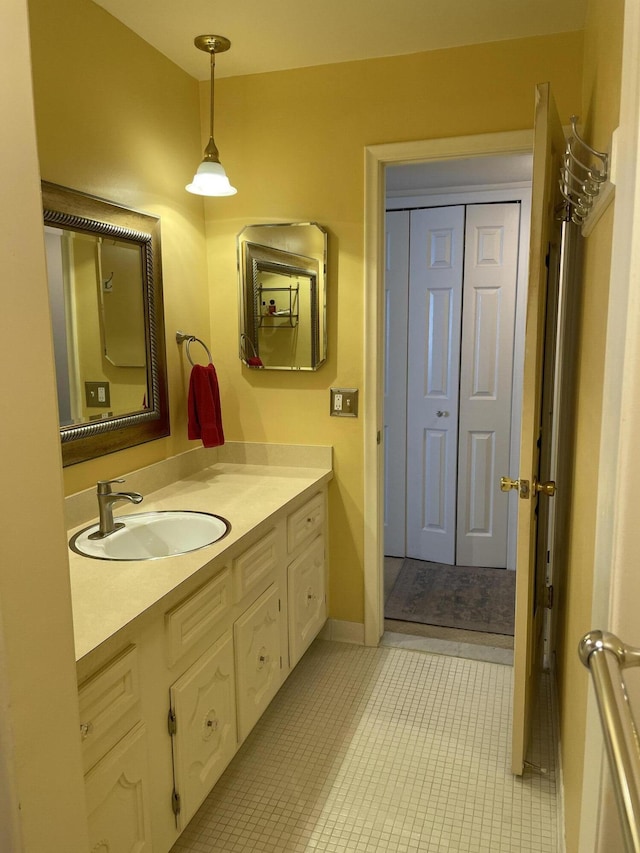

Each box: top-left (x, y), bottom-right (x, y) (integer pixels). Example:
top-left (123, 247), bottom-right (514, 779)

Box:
top-left (406, 206), bottom-right (465, 564)
top-left (457, 202), bottom-right (520, 567)
top-left (384, 210), bottom-right (410, 557)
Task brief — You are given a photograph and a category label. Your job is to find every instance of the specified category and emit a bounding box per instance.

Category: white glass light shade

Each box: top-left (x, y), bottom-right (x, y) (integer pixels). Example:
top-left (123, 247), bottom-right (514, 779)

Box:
top-left (186, 160), bottom-right (237, 196)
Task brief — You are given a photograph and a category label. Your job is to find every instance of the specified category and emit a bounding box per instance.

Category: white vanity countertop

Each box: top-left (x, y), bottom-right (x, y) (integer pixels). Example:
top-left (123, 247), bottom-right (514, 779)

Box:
top-left (68, 462), bottom-right (332, 662)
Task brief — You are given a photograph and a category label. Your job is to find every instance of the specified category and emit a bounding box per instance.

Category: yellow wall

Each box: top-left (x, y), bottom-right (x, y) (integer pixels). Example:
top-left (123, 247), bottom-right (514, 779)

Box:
top-left (555, 1), bottom-right (625, 849)
top-left (204, 33), bottom-right (584, 623)
top-left (0, 0), bottom-right (89, 847)
top-left (28, 0), bottom-right (211, 494)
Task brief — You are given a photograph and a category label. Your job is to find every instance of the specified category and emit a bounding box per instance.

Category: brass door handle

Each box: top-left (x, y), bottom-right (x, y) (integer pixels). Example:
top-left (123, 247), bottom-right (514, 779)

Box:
top-left (534, 478), bottom-right (557, 497)
top-left (500, 477), bottom-right (530, 499)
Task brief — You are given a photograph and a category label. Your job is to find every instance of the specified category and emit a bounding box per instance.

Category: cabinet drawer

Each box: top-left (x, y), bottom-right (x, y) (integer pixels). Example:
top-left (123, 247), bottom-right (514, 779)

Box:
top-left (78, 645), bottom-right (140, 772)
top-left (287, 492), bottom-right (324, 553)
top-left (233, 528), bottom-right (279, 604)
top-left (165, 567), bottom-right (232, 666)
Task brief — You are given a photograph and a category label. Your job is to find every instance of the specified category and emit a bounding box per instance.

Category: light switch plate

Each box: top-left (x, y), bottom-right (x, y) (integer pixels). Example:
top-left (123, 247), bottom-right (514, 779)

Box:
top-left (330, 388), bottom-right (359, 417)
top-left (85, 381), bottom-right (111, 407)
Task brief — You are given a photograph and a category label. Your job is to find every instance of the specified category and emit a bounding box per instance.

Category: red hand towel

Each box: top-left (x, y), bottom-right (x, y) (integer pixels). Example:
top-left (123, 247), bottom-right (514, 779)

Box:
top-left (187, 363), bottom-right (225, 448)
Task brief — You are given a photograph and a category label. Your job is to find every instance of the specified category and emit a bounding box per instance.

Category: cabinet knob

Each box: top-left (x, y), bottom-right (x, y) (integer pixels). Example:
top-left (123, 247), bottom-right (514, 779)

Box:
top-left (80, 722), bottom-right (93, 740)
top-left (203, 710), bottom-right (219, 740)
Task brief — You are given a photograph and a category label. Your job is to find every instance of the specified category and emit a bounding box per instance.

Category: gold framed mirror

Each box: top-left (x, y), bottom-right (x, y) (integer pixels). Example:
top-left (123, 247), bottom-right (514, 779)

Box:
top-left (238, 222), bottom-right (327, 371)
top-left (42, 182), bottom-right (170, 466)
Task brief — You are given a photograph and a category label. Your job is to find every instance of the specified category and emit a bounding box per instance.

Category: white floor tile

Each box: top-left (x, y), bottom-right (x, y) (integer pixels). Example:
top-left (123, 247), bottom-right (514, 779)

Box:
top-left (171, 640), bottom-right (558, 853)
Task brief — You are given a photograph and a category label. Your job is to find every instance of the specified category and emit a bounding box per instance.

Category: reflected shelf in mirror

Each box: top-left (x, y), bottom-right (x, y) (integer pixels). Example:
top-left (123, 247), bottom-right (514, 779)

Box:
top-left (237, 223), bottom-right (327, 371)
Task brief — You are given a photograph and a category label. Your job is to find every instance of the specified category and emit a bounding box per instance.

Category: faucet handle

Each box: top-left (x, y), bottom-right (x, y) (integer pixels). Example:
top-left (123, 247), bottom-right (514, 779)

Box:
top-left (97, 478), bottom-right (125, 495)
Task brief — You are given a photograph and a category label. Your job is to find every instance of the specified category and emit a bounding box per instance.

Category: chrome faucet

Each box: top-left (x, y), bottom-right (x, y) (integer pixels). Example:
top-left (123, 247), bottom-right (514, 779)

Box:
top-left (88, 478), bottom-right (144, 539)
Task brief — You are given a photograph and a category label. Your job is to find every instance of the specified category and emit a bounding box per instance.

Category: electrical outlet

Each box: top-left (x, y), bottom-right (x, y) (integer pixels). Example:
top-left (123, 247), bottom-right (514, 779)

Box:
top-left (330, 388), bottom-right (358, 417)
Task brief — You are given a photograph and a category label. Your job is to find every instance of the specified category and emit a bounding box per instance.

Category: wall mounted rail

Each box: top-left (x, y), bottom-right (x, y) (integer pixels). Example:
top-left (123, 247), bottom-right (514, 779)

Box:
top-left (579, 630), bottom-right (640, 852)
top-left (559, 116), bottom-right (609, 226)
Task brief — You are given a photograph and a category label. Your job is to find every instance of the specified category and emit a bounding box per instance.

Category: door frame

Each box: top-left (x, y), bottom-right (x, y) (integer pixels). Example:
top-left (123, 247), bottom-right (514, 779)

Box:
top-left (363, 130), bottom-right (534, 646)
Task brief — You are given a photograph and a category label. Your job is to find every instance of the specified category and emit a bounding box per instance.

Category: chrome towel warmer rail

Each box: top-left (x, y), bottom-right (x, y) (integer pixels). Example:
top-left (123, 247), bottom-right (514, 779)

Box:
top-left (560, 116), bottom-right (609, 226)
top-left (579, 630), bottom-right (640, 852)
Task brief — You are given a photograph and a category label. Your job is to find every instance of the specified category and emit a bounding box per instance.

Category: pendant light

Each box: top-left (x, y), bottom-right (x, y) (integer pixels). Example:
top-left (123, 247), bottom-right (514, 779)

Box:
top-left (186, 35), bottom-right (237, 197)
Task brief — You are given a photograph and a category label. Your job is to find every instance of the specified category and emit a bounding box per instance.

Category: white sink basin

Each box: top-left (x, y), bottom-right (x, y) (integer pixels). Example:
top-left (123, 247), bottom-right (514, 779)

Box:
top-left (70, 511), bottom-right (230, 561)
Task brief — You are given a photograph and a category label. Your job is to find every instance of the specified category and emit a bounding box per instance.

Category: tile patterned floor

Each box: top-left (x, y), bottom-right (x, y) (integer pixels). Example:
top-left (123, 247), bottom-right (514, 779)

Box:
top-left (171, 641), bottom-right (559, 853)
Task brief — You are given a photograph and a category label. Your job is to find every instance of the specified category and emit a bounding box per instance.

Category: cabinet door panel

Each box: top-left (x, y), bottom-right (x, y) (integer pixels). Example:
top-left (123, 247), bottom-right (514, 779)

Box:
top-left (288, 536), bottom-right (326, 666)
top-left (84, 722), bottom-right (152, 853)
top-left (170, 630), bottom-right (237, 828)
top-left (234, 585), bottom-right (281, 742)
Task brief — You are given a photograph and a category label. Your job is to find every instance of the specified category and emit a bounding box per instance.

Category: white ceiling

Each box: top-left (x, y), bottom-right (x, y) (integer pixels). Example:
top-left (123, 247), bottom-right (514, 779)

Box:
top-left (386, 154), bottom-right (534, 195)
top-left (92, 0), bottom-right (587, 80)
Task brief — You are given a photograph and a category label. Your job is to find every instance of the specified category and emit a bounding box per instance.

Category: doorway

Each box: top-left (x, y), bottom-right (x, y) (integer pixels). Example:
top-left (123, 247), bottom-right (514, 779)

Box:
top-left (381, 161), bottom-right (532, 642)
top-left (363, 130), bottom-right (535, 648)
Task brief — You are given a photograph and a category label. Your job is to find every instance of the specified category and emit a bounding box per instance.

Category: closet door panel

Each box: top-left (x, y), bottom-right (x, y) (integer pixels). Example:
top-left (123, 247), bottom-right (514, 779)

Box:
top-left (383, 210), bottom-right (410, 557)
top-left (406, 206), bottom-right (465, 564)
top-left (457, 202), bottom-right (520, 567)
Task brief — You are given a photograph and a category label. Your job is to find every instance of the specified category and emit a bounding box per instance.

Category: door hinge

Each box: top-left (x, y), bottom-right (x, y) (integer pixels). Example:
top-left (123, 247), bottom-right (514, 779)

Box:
top-left (280, 655), bottom-right (283, 669)
top-left (172, 788), bottom-right (181, 816)
top-left (524, 759), bottom-right (549, 775)
top-left (546, 585), bottom-right (554, 609)
top-left (376, 430), bottom-right (381, 445)
top-left (278, 598), bottom-right (281, 612)
top-left (168, 708), bottom-right (177, 736)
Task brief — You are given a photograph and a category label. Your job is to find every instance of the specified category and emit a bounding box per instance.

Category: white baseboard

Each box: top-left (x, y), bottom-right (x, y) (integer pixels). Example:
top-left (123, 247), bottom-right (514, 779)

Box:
top-left (319, 619), bottom-right (365, 645)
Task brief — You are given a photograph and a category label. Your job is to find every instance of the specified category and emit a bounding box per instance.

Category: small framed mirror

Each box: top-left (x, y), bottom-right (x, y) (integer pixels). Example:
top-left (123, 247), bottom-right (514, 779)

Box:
top-left (238, 222), bottom-right (327, 371)
top-left (42, 182), bottom-right (169, 466)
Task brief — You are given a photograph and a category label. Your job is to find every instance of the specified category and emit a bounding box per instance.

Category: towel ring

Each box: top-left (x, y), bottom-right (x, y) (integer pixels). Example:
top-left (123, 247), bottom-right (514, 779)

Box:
top-left (176, 331), bottom-right (213, 366)
top-left (240, 333), bottom-right (264, 368)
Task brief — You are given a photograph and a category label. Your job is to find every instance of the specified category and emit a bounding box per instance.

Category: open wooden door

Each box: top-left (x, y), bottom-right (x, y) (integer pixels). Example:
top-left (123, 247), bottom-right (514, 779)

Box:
top-left (508, 83), bottom-right (566, 775)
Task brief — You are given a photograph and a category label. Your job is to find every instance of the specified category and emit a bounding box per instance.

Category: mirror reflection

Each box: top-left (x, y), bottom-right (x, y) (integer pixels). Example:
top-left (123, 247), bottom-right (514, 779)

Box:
top-left (238, 223), bottom-right (327, 371)
top-left (45, 227), bottom-right (148, 426)
top-left (42, 181), bottom-right (169, 466)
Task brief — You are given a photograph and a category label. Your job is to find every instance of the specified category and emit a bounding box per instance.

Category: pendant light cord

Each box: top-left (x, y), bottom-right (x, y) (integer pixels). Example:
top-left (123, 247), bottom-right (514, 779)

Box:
top-left (209, 50), bottom-right (216, 143)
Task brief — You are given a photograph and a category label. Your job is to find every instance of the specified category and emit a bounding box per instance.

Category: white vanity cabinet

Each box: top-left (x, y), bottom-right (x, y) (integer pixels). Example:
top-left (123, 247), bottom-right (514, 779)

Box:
top-left (76, 482), bottom-right (328, 853)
